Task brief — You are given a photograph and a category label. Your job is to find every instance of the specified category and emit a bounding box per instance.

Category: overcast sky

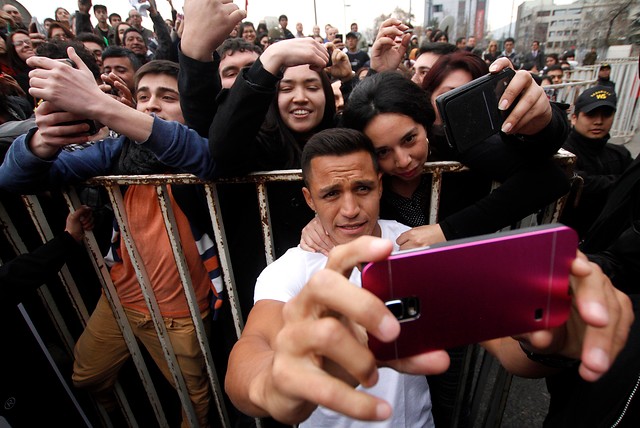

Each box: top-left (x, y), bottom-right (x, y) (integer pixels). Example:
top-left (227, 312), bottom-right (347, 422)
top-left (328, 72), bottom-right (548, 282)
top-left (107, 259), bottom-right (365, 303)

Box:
top-left (24, 0), bottom-right (541, 36)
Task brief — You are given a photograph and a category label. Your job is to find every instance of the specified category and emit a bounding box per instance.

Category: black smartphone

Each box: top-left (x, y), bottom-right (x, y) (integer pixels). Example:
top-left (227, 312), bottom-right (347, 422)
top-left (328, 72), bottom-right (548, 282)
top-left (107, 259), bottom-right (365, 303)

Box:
top-left (435, 68), bottom-right (515, 153)
top-left (335, 34), bottom-right (343, 42)
top-left (58, 119), bottom-right (98, 136)
top-left (361, 224), bottom-right (577, 361)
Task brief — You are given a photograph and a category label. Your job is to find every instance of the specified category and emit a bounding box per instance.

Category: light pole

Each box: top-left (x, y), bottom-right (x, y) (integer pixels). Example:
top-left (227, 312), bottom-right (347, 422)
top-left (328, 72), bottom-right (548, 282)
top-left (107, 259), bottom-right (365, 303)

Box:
top-left (343, 1), bottom-right (351, 33)
top-left (313, 0), bottom-right (318, 25)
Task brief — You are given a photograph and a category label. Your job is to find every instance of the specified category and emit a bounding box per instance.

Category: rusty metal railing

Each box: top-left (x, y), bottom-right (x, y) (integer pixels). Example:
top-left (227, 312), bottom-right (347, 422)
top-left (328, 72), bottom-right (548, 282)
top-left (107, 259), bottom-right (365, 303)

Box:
top-left (0, 152), bottom-right (576, 428)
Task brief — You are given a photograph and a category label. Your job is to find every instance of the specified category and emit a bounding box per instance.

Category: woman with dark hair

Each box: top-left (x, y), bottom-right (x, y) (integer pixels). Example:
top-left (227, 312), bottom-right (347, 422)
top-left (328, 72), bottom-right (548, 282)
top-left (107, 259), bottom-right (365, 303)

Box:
top-left (0, 33), bottom-right (14, 75)
top-left (239, 21), bottom-right (256, 44)
top-left (7, 30), bottom-right (35, 107)
top-left (47, 21), bottom-right (75, 41)
top-left (431, 30), bottom-right (448, 43)
top-left (208, 37), bottom-right (340, 177)
top-left (54, 7), bottom-right (71, 24)
top-left (114, 22), bottom-right (131, 46)
top-left (257, 32), bottom-right (270, 51)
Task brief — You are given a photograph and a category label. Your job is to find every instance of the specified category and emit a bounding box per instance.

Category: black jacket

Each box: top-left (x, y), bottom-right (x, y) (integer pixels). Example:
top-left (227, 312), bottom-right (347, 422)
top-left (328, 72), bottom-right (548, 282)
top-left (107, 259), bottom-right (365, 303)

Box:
top-left (561, 129), bottom-right (633, 238)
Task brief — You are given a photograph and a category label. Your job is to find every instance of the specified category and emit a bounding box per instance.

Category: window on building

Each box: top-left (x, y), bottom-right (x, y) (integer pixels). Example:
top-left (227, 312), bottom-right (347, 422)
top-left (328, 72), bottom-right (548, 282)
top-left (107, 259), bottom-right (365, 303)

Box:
top-left (549, 31), bottom-right (555, 37)
top-left (537, 10), bottom-right (551, 17)
top-left (546, 41), bottom-right (553, 48)
top-left (568, 8), bottom-right (581, 14)
top-left (553, 9), bottom-right (566, 16)
top-left (433, 4), bottom-right (443, 12)
top-left (564, 30), bottom-right (571, 36)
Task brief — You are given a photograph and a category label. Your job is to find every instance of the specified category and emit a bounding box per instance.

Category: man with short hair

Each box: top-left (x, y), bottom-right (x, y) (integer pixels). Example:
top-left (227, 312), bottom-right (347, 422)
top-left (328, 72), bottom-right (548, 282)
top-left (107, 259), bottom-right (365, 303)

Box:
top-left (597, 63), bottom-right (615, 89)
top-left (77, 32), bottom-right (106, 68)
top-left (523, 40), bottom-right (544, 72)
top-left (217, 38), bottom-right (261, 89)
top-left (546, 64), bottom-right (564, 85)
top-left (2, 4), bottom-right (25, 30)
top-left (295, 22), bottom-right (304, 38)
top-left (108, 13), bottom-right (121, 27)
top-left (411, 42), bottom-right (457, 86)
top-left (499, 37), bottom-right (521, 69)
top-left (225, 127), bottom-right (632, 427)
top-left (128, 8), bottom-right (153, 41)
top-left (561, 86), bottom-right (633, 238)
top-left (278, 14), bottom-right (294, 39)
top-left (350, 22), bottom-right (368, 53)
top-left (93, 4), bottom-right (115, 46)
top-left (345, 32), bottom-right (369, 72)
top-left (0, 53), bottom-right (220, 427)
top-left (455, 36), bottom-right (466, 49)
top-left (102, 46), bottom-right (142, 93)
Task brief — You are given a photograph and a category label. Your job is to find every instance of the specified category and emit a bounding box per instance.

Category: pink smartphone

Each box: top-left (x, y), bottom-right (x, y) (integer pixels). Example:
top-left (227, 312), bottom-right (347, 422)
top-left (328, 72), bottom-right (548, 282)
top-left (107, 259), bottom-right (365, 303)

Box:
top-left (361, 224), bottom-right (577, 361)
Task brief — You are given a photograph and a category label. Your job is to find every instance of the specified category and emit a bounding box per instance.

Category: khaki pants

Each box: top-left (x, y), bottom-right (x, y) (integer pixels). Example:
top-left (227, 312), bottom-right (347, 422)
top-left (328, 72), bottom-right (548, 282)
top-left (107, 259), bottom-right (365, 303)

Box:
top-left (72, 294), bottom-right (211, 427)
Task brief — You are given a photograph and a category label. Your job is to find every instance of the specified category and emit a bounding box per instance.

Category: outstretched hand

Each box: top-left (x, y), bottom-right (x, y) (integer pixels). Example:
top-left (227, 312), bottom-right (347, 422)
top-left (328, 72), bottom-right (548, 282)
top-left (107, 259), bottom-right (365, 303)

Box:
top-left (369, 18), bottom-right (411, 72)
top-left (242, 236), bottom-right (449, 424)
top-left (181, 0), bottom-right (246, 61)
top-left (28, 47), bottom-right (105, 119)
top-left (516, 252), bottom-right (633, 382)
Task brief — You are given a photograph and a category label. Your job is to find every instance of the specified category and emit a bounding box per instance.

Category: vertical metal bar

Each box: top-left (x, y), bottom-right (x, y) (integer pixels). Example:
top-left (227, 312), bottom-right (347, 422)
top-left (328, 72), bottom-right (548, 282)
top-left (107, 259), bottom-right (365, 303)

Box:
top-left (429, 168), bottom-right (444, 224)
top-left (105, 184), bottom-right (198, 428)
top-left (17, 303), bottom-right (94, 428)
top-left (155, 184), bottom-right (231, 427)
top-left (62, 189), bottom-right (142, 428)
top-left (21, 194), bottom-right (91, 323)
top-left (256, 182), bottom-right (276, 265)
top-left (15, 195), bottom-right (76, 355)
top-left (203, 183), bottom-right (244, 337)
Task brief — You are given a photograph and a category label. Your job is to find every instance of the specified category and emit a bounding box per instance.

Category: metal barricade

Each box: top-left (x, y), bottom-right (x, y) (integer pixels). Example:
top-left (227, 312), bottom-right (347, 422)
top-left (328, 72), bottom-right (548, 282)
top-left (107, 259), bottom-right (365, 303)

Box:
top-left (548, 59), bottom-right (640, 141)
top-left (0, 151), bottom-right (576, 428)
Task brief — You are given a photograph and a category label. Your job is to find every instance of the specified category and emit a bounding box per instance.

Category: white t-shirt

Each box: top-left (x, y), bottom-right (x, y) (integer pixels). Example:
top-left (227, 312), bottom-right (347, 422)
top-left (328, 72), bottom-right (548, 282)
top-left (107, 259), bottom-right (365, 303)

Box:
top-left (254, 220), bottom-right (434, 428)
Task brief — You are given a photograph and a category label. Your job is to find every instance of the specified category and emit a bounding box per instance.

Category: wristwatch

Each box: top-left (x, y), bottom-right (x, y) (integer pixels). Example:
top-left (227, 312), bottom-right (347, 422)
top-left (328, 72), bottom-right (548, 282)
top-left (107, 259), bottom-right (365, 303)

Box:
top-left (519, 342), bottom-right (580, 369)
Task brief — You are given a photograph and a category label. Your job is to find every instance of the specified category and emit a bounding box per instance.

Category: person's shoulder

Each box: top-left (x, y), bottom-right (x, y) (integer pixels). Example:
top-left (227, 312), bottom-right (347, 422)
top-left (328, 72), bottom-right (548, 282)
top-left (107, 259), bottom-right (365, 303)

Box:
top-left (255, 245), bottom-right (327, 303)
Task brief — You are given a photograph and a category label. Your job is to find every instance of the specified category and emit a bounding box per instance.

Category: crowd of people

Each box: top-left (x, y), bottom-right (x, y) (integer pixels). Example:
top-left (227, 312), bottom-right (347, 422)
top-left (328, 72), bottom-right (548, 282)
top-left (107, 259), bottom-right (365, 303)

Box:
top-left (0, 0), bottom-right (638, 427)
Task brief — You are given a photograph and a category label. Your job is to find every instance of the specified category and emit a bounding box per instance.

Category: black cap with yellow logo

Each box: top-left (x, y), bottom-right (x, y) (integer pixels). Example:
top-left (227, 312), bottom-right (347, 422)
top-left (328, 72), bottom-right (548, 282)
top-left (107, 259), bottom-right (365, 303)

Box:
top-left (575, 86), bottom-right (617, 114)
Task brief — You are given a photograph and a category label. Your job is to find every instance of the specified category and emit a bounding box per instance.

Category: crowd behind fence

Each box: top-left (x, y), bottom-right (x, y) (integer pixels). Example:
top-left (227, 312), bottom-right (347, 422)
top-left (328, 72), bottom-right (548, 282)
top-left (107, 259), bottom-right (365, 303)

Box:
top-left (0, 151), bottom-right (577, 427)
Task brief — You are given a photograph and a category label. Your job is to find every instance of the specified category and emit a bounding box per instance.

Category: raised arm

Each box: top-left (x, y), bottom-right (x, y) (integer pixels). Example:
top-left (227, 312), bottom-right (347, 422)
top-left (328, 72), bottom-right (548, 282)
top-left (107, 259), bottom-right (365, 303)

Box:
top-left (208, 38), bottom-right (329, 177)
top-left (369, 18), bottom-right (411, 73)
top-left (178, 0), bottom-right (245, 135)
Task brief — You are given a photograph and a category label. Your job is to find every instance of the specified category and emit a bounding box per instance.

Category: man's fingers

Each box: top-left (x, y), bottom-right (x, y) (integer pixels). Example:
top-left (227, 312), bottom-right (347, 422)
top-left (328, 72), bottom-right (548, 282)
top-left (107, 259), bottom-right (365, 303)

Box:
top-left (275, 316), bottom-right (379, 388)
top-left (285, 268), bottom-right (400, 343)
top-left (571, 261), bottom-right (611, 328)
top-left (67, 47), bottom-right (91, 73)
top-left (272, 361), bottom-right (392, 422)
top-left (325, 236), bottom-right (393, 277)
top-left (383, 350), bottom-right (451, 375)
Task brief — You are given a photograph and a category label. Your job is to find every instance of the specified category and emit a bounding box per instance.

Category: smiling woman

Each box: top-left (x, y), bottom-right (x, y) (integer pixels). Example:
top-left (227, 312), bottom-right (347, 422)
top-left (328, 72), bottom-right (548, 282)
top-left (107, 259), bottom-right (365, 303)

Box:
top-left (206, 37), bottom-right (335, 178)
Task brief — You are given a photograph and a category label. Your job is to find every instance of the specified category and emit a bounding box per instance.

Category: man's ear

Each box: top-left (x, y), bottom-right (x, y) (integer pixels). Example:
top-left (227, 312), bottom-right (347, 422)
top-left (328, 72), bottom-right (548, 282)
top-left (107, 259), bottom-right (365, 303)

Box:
top-left (302, 186), bottom-right (316, 212)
